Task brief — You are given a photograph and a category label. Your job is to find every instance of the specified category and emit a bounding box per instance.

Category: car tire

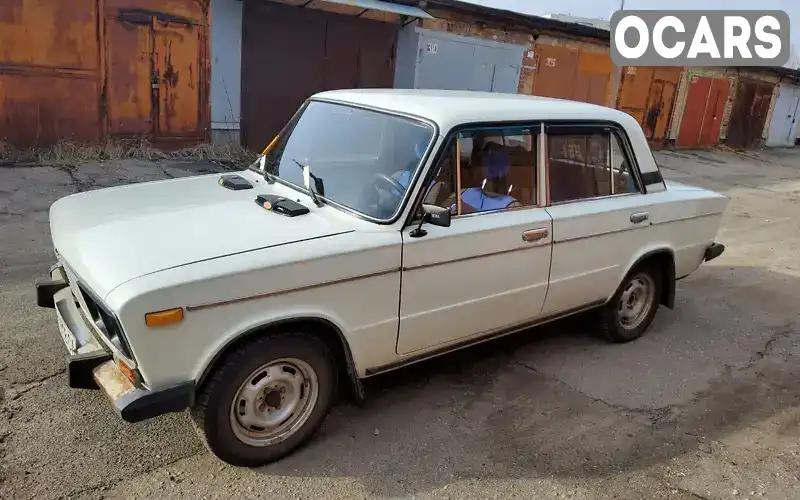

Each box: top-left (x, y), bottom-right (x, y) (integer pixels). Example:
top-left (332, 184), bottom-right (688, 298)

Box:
top-left (190, 332), bottom-right (337, 467)
top-left (598, 264), bottom-right (662, 343)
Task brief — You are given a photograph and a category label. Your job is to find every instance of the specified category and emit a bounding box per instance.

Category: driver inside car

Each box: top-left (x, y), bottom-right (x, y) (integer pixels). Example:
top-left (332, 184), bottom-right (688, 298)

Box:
top-left (440, 139), bottom-right (522, 214)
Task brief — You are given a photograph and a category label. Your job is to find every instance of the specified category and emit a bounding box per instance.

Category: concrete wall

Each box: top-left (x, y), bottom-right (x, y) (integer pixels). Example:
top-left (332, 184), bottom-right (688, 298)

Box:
top-left (210, 0), bottom-right (242, 145)
top-left (393, 24), bottom-right (418, 89)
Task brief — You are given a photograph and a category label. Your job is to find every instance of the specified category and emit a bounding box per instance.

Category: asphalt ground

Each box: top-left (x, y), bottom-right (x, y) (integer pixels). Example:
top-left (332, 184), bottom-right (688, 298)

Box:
top-left (1, 150), bottom-right (798, 499)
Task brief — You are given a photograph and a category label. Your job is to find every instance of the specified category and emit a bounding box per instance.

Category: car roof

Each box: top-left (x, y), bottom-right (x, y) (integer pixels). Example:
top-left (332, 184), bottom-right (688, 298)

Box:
top-left (311, 88), bottom-right (639, 133)
top-left (311, 88), bottom-right (661, 177)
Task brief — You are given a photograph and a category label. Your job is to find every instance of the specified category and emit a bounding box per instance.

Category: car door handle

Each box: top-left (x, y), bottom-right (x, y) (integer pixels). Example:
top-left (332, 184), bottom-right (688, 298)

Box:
top-left (630, 212), bottom-right (649, 224)
top-left (522, 228), bottom-right (549, 242)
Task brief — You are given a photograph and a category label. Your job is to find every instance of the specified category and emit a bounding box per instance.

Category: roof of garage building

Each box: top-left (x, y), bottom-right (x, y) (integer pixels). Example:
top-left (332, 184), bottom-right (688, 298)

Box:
top-left (393, 1), bottom-right (800, 78)
top-left (312, 88), bottom-right (637, 130)
top-left (390, 0), bottom-right (611, 39)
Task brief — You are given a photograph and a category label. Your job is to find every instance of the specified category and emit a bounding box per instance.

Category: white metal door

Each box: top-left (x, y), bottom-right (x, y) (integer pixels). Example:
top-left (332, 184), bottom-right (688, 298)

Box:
top-left (397, 209), bottom-right (553, 355)
top-left (767, 83), bottom-right (800, 147)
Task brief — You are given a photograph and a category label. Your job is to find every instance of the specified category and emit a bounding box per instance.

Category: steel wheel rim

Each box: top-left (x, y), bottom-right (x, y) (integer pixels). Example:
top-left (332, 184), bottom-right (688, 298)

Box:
top-left (617, 273), bottom-right (655, 331)
top-left (229, 358), bottom-right (319, 447)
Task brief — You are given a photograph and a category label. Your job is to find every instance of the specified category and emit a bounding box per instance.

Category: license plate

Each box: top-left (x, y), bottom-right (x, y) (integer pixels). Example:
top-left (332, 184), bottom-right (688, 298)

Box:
top-left (56, 307), bottom-right (77, 354)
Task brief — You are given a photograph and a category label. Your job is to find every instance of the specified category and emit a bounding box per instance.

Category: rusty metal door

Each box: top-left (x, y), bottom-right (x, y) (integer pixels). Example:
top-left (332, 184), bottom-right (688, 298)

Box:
top-left (617, 67), bottom-right (655, 126)
top-left (0, 0), bottom-right (102, 148)
top-left (698, 77), bottom-right (729, 146)
top-left (153, 22), bottom-right (202, 137)
top-left (531, 45), bottom-right (579, 101)
top-left (106, 8), bottom-right (204, 141)
top-left (241, 1), bottom-right (397, 151)
top-left (678, 75), bottom-right (716, 147)
top-left (617, 67), bottom-right (680, 146)
top-left (726, 80), bottom-right (774, 149)
top-left (576, 51), bottom-right (612, 105)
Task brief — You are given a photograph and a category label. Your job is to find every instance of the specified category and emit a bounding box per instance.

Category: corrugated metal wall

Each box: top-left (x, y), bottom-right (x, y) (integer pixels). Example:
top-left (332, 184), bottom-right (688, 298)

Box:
top-left (0, 0), bottom-right (209, 148)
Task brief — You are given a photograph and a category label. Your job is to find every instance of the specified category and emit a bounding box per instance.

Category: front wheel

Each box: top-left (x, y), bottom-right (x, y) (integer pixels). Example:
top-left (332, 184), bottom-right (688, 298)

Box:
top-left (598, 265), bottom-right (662, 343)
top-left (191, 333), bottom-right (337, 466)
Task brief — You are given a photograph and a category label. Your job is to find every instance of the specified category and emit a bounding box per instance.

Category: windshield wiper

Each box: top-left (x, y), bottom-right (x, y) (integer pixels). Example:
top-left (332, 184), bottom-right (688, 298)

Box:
top-left (292, 158), bottom-right (325, 207)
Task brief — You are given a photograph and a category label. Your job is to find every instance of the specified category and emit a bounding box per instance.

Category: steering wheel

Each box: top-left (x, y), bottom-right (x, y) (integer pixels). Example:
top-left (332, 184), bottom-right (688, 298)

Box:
top-left (371, 172), bottom-right (406, 198)
top-left (359, 172), bottom-right (407, 219)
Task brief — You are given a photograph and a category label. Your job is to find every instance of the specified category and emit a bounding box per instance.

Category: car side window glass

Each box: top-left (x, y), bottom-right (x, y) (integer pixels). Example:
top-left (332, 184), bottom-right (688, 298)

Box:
top-left (610, 132), bottom-right (639, 195)
top-left (548, 128), bottom-right (639, 204)
top-left (426, 127), bottom-right (538, 216)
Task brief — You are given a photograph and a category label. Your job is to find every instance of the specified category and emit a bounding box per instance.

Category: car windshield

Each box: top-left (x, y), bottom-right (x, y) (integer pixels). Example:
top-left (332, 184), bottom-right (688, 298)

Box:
top-left (258, 100), bottom-right (436, 221)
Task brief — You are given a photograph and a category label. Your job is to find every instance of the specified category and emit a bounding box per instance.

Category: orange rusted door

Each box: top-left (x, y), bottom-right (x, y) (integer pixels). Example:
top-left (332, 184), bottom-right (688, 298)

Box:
top-left (617, 66), bottom-right (655, 126)
top-left (153, 22), bottom-right (201, 138)
top-left (677, 75), bottom-right (712, 147)
top-left (106, 5), bottom-right (206, 142)
top-left (576, 52), bottom-right (612, 105)
top-left (106, 16), bottom-right (153, 136)
top-left (0, 0), bottom-right (101, 147)
top-left (531, 45), bottom-right (578, 101)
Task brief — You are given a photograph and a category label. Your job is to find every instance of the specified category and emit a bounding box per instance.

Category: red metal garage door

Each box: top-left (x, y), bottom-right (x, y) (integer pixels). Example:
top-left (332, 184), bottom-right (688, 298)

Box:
top-left (677, 75), bottom-right (730, 148)
top-left (241, 2), bottom-right (397, 151)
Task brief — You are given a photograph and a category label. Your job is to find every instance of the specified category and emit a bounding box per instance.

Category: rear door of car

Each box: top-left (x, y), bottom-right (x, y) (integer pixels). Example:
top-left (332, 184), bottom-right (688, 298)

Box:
top-left (397, 123), bottom-right (553, 355)
top-left (541, 123), bottom-right (658, 316)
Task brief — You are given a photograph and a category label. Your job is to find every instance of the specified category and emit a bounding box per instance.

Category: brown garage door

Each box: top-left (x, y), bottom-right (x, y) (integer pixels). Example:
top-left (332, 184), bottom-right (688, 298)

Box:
top-left (241, 2), bottom-right (397, 151)
top-left (726, 79), bottom-right (774, 149)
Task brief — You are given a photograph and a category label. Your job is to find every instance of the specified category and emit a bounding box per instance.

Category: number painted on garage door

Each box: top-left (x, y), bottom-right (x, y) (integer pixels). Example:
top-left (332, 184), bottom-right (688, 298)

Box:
top-left (426, 43), bottom-right (438, 54)
top-left (545, 57), bottom-right (556, 67)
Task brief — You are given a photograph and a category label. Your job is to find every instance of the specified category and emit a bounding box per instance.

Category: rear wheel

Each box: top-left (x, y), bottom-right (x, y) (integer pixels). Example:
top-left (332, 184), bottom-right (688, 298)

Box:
top-left (191, 333), bottom-right (337, 466)
top-left (598, 265), bottom-right (662, 343)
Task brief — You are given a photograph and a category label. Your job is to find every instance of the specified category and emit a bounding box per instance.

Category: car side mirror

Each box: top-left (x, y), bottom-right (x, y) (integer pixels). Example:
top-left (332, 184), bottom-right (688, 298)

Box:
top-left (409, 204), bottom-right (451, 238)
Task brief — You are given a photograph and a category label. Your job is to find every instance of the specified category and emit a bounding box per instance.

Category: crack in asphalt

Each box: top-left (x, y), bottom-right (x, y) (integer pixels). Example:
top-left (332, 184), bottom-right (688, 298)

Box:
top-left (510, 359), bottom-right (674, 426)
top-left (54, 165), bottom-right (97, 193)
top-left (158, 165), bottom-right (176, 179)
top-left (673, 486), bottom-right (714, 500)
top-left (742, 323), bottom-right (795, 371)
top-left (63, 453), bottom-right (196, 499)
top-left (5, 369), bottom-right (67, 401)
top-left (509, 321), bottom-right (794, 428)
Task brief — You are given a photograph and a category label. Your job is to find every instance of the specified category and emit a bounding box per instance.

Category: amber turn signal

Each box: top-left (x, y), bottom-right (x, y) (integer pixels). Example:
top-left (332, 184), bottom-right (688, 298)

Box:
top-left (145, 308), bottom-right (184, 327)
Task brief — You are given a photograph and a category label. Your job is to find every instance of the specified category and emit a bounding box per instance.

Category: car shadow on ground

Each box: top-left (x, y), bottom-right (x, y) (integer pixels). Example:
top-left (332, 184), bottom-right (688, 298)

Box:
top-left (254, 265), bottom-right (799, 497)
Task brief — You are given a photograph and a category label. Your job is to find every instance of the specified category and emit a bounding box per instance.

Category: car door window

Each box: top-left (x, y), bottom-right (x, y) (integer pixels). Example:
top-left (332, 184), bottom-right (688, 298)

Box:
top-left (547, 127), bottom-right (640, 204)
top-left (424, 126), bottom-right (538, 215)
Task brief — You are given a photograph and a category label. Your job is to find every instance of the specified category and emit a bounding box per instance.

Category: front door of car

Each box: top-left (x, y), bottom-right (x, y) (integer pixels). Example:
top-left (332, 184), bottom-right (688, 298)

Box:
top-left (397, 125), bottom-right (553, 355)
top-left (540, 124), bottom-right (658, 316)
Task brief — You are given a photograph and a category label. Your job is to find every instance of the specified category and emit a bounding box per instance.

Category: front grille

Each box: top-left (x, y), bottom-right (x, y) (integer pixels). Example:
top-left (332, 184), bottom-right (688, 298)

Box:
top-left (76, 283), bottom-right (134, 359)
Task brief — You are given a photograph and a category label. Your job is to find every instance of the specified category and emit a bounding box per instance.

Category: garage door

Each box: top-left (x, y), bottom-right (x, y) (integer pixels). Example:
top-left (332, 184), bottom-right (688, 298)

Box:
top-left (676, 75), bottom-right (730, 147)
top-left (617, 67), bottom-right (682, 146)
top-left (241, 1), bottom-right (397, 151)
top-left (413, 29), bottom-right (524, 94)
top-left (726, 79), bottom-right (774, 149)
top-left (766, 82), bottom-right (800, 147)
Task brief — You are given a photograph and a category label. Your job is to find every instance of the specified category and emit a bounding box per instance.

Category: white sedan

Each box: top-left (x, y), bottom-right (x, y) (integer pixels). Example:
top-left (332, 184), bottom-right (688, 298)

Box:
top-left (35, 89), bottom-right (728, 466)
